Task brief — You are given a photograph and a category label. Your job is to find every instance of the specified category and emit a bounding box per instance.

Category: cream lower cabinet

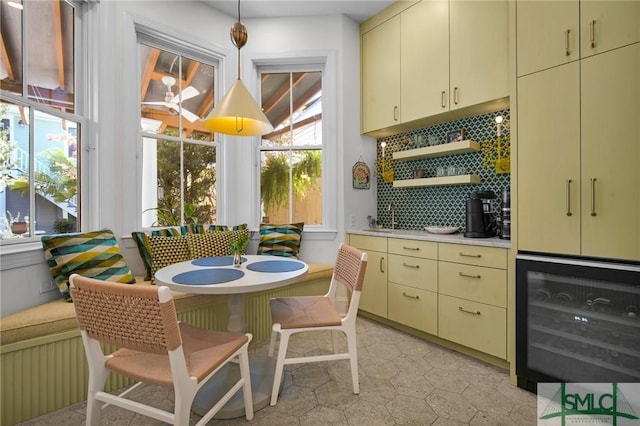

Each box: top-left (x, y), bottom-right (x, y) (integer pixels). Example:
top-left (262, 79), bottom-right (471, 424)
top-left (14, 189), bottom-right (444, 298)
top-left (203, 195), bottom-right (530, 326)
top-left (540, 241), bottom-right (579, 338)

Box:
top-left (438, 243), bottom-right (508, 359)
top-left (387, 238), bottom-right (438, 334)
top-left (349, 234), bottom-right (509, 360)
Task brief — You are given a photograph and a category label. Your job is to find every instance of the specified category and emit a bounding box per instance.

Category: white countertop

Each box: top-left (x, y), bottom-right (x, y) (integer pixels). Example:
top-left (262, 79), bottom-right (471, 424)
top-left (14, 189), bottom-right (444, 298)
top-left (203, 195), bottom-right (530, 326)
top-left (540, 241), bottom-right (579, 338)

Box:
top-left (347, 228), bottom-right (511, 249)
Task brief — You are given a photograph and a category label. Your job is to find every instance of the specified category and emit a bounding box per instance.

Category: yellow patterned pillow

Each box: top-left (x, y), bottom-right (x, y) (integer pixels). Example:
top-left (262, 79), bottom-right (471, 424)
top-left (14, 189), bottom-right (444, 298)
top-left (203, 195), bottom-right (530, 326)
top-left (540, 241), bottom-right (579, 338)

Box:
top-left (187, 229), bottom-right (250, 259)
top-left (148, 235), bottom-right (190, 283)
top-left (257, 222), bottom-right (304, 258)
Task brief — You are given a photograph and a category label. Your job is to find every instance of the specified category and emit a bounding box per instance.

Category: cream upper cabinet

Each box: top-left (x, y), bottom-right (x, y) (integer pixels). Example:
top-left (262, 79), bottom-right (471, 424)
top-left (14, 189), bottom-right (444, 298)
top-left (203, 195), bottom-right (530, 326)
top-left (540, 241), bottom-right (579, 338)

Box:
top-left (580, 1), bottom-right (640, 59)
top-left (362, 14), bottom-right (401, 133)
top-left (580, 44), bottom-right (640, 260)
top-left (517, 62), bottom-right (581, 255)
top-left (516, 0), bottom-right (640, 77)
top-left (449, 0), bottom-right (509, 110)
top-left (516, 0), bottom-right (579, 77)
top-left (401, 0), bottom-right (449, 121)
top-left (517, 43), bottom-right (640, 261)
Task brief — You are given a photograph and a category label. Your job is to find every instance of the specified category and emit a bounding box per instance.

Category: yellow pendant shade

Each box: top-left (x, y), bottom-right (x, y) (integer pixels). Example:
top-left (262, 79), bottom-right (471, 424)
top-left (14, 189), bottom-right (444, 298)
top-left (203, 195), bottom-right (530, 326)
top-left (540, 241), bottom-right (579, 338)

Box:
top-left (202, 79), bottom-right (273, 136)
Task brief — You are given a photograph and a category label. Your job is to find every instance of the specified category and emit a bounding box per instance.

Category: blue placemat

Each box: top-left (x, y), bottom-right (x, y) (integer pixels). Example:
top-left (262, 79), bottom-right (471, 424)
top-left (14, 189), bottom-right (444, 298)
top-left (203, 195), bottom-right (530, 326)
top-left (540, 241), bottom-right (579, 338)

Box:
top-left (191, 256), bottom-right (247, 267)
top-left (172, 269), bottom-right (244, 285)
top-left (246, 260), bottom-right (305, 273)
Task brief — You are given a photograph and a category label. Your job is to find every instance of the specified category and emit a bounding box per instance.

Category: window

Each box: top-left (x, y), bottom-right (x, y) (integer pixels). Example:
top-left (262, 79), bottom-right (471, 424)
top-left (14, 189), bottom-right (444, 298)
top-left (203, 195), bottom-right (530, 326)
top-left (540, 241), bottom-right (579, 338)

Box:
top-left (138, 40), bottom-right (217, 228)
top-left (259, 68), bottom-right (324, 226)
top-left (1, 0), bottom-right (83, 240)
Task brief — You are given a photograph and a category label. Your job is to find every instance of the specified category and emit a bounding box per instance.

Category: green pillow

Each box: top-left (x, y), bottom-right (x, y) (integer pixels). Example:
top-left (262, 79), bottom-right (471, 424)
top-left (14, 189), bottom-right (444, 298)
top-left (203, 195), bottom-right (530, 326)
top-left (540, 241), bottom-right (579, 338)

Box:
top-left (207, 223), bottom-right (248, 232)
top-left (187, 229), bottom-right (250, 259)
top-left (257, 222), bottom-right (304, 258)
top-left (41, 229), bottom-right (136, 302)
top-left (131, 231), bottom-right (153, 281)
top-left (148, 235), bottom-right (191, 284)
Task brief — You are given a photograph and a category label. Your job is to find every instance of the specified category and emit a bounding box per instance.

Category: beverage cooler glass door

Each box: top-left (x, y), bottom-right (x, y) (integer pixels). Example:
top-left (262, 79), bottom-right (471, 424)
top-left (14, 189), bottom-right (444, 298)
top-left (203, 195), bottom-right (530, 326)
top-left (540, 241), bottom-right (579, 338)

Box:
top-left (516, 254), bottom-right (640, 392)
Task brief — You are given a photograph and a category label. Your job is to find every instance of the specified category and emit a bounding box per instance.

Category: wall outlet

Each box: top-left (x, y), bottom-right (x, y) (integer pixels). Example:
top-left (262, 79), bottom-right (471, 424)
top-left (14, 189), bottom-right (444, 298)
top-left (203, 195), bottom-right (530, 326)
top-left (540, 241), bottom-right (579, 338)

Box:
top-left (40, 279), bottom-right (57, 294)
top-left (350, 215), bottom-right (357, 227)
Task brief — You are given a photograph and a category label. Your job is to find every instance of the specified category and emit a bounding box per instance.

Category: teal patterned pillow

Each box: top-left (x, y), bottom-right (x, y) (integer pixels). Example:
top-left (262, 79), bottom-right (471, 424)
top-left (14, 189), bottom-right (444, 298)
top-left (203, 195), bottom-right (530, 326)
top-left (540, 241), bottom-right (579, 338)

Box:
top-left (257, 223), bottom-right (304, 258)
top-left (207, 223), bottom-right (248, 232)
top-left (42, 229), bottom-right (136, 302)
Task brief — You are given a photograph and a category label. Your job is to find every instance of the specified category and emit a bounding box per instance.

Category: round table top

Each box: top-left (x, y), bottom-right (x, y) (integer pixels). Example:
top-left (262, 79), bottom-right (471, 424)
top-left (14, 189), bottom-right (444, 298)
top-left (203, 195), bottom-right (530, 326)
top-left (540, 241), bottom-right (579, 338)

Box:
top-left (154, 255), bottom-right (309, 295)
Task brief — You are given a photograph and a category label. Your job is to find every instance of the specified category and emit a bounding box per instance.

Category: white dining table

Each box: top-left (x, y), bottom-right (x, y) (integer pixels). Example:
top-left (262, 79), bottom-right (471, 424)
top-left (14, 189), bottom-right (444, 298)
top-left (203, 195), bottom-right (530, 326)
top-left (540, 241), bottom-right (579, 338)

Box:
top-left (154, 254), bottom-right (309, 419)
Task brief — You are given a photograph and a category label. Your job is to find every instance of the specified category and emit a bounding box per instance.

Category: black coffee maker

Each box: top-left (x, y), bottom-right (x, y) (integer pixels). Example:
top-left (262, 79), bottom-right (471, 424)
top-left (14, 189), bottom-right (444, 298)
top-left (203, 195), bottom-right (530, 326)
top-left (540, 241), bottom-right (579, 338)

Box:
top-left (464, 191), bottom-right (497, 238)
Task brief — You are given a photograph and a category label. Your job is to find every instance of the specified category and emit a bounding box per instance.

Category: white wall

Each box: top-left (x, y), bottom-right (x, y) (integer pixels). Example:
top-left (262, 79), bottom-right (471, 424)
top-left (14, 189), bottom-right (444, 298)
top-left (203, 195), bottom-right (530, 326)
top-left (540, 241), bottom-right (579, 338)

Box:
top-left (0, 1), bottom-right (376, 316)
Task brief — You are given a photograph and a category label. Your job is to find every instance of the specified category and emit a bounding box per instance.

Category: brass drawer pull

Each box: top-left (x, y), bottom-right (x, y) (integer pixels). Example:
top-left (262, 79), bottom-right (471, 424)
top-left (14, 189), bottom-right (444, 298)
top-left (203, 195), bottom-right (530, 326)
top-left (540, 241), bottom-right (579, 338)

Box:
top-left (566, 179), bottom-right (572, 216)
top-left (393, 106), bottom-right (399, 121)
top-left (459, 306), bottom-right (481, 315)
top-left (380, 257), bottom-right (385, 273)
top-left (590, 19), bottom-right (596, 48)
top-left (590, 177), bottom-right (597, 216)
top-left (402, 262), bottom-right (420, 269)
top-left (565, 29), bottom-right (571, 56)
top-left (403, 292), bottom-right (420, 300)
top-left (459, 252), bottom-right (481, 258)
top-left (459, 272), bottom-right (481, 279)
top-left (441, 91), bottom-right (446, 108)
top-left (402, 246), bottom-right (420, 251)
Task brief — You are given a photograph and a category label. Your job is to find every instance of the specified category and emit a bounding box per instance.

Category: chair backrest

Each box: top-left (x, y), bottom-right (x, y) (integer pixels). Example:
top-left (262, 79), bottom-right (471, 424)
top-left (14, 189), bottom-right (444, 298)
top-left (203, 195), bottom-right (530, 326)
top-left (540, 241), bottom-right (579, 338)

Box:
top-left (333, 243), bottom-right (368, 294)
top-left (69, 274), bottom-right (182, 354)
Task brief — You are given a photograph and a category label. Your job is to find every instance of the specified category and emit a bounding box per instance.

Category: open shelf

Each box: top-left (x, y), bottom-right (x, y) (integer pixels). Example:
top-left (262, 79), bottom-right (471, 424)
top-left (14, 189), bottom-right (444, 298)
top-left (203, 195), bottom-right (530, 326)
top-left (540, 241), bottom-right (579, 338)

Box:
top-left (393, 174), bottom-right (481, 188)
top-left (393, 140), bottom-right (480, 161)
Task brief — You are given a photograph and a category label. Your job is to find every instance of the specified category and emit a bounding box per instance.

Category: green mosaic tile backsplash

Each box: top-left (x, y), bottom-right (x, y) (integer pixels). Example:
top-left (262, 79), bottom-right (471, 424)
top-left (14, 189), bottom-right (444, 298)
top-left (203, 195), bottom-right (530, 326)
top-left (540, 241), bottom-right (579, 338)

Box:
top-left (376, 109), bottom-right (510, 232)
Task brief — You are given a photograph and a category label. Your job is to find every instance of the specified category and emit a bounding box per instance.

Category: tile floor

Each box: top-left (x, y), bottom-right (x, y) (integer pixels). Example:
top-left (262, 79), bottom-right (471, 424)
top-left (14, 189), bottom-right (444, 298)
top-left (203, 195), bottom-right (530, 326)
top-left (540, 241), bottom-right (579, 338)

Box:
top-left (17, 317), bottom-right (537, 425)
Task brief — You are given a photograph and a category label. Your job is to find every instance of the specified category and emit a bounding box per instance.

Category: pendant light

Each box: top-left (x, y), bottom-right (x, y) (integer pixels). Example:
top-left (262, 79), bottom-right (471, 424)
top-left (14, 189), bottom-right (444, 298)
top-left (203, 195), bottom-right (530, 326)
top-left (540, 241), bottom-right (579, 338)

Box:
top-left (203, 0), bottom-right (273, 136)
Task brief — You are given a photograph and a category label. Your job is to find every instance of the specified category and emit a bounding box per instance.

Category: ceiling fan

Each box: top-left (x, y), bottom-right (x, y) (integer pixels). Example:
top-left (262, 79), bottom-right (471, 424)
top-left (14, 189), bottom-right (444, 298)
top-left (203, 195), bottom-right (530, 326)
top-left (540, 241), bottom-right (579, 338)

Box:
top-left (142, 76), bottom-right (200, 122)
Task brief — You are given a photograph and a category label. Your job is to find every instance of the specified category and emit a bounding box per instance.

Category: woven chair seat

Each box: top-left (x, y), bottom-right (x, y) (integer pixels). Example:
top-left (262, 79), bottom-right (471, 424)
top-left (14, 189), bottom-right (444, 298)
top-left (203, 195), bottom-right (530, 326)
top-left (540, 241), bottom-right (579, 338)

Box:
top-left (106, 323), bottom-right (248, 387)
top-left (270, 296), bottom-right (342, 329)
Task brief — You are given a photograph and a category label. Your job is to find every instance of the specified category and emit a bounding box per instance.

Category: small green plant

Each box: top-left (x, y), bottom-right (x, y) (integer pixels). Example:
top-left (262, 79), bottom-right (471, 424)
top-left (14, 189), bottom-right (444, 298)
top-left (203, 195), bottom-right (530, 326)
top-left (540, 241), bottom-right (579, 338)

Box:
top-left (53, 218), bottom-right (76, 234)
top-left (228, 232), bottom-right (249, 255)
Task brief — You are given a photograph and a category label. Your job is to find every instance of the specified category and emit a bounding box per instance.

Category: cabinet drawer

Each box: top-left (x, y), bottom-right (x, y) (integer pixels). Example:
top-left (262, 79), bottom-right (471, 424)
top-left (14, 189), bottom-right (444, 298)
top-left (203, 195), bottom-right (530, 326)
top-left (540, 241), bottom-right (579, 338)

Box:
top-left (439, 261), bottom-right (506, 307)
top-left (388, 283), bottom-right (437, 335)
top-left (438, 294), bottom-right (506, 359)
top-left (388, 238), bottom-right (437, 259)
top-left (349, 234), bottom-right (387, 252)
top-left (438, 243), bottom-right (507, 269)
top-left (388, 254), bottom-right (437, 292)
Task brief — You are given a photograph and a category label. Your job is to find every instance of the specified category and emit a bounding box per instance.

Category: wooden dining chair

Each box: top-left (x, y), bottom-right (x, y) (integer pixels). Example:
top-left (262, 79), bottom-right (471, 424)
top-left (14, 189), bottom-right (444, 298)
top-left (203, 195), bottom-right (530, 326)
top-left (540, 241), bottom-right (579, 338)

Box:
top-left (268, 243), bottom-right (368, 406)
top-left (69, 274), bottom-right (254, 425)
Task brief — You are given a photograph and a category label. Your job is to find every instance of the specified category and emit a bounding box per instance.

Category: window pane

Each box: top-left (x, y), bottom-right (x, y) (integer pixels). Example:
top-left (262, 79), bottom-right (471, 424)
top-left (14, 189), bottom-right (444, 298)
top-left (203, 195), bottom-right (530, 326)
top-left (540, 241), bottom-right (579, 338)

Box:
top-left (260, 151), bottom-right (291, 223)
top-left (291, 150), bottom-right (322, 225)
top-left (0, 1), bottom-right (23, 95)
top-left (291, 71), bottom-right (322, 147)
top-left (142, 138), bottom-right (216, 227)
top-left (25, 0), bottom-right (75, 113)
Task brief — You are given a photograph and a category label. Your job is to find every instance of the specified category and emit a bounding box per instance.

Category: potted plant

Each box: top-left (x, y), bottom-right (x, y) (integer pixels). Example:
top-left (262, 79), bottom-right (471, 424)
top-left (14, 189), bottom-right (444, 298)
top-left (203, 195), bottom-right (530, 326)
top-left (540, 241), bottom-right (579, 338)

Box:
top-left (228, 233), bottom-right (249, 267)
top-left (6, 211), bottom-right (28, 235)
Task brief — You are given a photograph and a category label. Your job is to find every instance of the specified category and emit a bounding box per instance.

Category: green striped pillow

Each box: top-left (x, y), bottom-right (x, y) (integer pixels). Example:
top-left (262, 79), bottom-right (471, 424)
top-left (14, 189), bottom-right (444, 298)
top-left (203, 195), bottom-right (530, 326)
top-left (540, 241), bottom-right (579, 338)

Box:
top-left (41, 229), bottom-right (136, 302)
top-left (257, 223), bottom-right (304, 258)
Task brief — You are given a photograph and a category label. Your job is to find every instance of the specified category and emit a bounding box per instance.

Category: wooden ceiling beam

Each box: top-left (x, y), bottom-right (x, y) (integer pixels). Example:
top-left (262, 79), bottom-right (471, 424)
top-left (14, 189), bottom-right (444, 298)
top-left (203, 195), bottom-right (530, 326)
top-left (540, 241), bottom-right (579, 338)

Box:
top-left (270, 79), bottom-right (321, 129)
top-left (52, 0), bottom-right (65, 91)
top-left (262, 72), bottom-right (306, 115)
top-left (263, 113), bottom-right (321, 140)
top-left (0, 32), bottom-right (15, 81)
top-left (141, 108), bottom-right (213, 136)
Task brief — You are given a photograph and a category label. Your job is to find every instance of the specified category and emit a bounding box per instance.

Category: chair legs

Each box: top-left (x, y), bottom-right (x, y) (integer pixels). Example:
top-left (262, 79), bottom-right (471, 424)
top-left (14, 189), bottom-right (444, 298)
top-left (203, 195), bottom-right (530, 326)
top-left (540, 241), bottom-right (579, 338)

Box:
top-left (270, 330), bottom-right (291, 406)
top-left (345, 328), bottom-right (360, 395)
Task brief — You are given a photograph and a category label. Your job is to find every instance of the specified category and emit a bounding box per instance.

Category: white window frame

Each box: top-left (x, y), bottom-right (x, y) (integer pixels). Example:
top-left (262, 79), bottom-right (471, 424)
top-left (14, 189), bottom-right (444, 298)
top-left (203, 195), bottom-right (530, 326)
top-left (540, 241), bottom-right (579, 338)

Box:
top-left (249, 51), bottom-right (338, 238)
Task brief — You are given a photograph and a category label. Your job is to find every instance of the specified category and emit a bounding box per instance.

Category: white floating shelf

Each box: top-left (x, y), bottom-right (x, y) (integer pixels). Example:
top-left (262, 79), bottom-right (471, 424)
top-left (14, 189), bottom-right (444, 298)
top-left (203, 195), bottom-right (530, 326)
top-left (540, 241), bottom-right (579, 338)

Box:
top-left (393, 174), bottom-right (482, 188)
top-left (393, 140), bottom-right (480, 161)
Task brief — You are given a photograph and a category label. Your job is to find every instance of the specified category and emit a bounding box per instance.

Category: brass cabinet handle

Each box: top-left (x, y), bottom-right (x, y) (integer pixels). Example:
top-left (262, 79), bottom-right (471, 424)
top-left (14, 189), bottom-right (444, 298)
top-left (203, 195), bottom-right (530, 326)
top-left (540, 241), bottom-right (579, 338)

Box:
top-left (441, 91), bottom-right (446, 108)
top-left (402, 262), bottom-right (420, 269)
top-left (403, 292), bottom-right (420, 300)
top-left (402, 246), bottom-right (420, 251)
top-left (393, 106), bottom-right (399, 121)
top-left (590, 20), bottom-right (596, 48)
top-left (380, 257), bottom-right (385, 273)
top-left (590, 177), bottom-right (597, 216)
top-left (459, 252), bottom-right (481, 258)
top-left (453, 87), bottom-right (459, 105)
top-left (459, 306), bottom-right (481, 315)
top-left (565, 29), bottom-right (571, 56)
top-left (566, 179), bottom-right (573, 216)
top-left (459, 272), bottom-right (481, 279)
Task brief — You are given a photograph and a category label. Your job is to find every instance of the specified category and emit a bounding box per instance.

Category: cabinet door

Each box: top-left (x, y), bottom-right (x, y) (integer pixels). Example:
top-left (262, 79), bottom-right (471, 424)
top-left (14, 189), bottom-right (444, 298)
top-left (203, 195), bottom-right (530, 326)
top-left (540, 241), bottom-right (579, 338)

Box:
top-left (580, 1), bottom-right (640, 59)
top-left (362, 15), bottom-right (401, 133)
top-left (581, 44), bottom-right (640, 261)
top-left (358, 250), bottom-right (388, 318)
top-left (516, 0), bottom-right (579, 77)
top-left (449, 0), bottom-right (509, 109)
top-left (401, 0), bottom-right (449, 121)
top-left (517, 62), bottom-right (581, 255)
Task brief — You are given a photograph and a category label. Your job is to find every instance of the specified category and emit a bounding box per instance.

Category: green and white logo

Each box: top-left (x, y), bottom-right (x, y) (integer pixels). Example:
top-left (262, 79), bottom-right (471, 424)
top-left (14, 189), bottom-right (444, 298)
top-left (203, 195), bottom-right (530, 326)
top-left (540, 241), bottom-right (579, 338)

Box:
top-left (538, 383), bottom-right (640, 425)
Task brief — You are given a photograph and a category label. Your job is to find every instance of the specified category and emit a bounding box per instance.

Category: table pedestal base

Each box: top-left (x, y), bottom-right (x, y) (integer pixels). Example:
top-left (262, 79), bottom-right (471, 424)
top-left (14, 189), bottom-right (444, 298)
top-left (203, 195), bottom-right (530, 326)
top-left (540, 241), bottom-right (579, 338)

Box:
top-left (192, 355), bottom-right (280, 419)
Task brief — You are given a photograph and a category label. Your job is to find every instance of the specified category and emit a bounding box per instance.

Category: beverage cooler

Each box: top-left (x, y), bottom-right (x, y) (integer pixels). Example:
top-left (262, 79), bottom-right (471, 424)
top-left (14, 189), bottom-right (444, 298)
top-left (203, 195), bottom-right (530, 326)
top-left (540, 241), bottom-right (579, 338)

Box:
top-left (516, 254), bottom-right (640, 392)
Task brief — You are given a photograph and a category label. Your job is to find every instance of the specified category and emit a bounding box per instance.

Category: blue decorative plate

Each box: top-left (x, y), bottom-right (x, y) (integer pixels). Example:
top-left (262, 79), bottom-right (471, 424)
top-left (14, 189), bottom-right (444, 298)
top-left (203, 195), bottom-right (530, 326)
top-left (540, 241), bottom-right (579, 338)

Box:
top-left (172, 269), bottom-right (244, 285)
top-left (191, 256), bottom-right (247, 267)
top-left (246, 260), bottom-right (305, 273)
